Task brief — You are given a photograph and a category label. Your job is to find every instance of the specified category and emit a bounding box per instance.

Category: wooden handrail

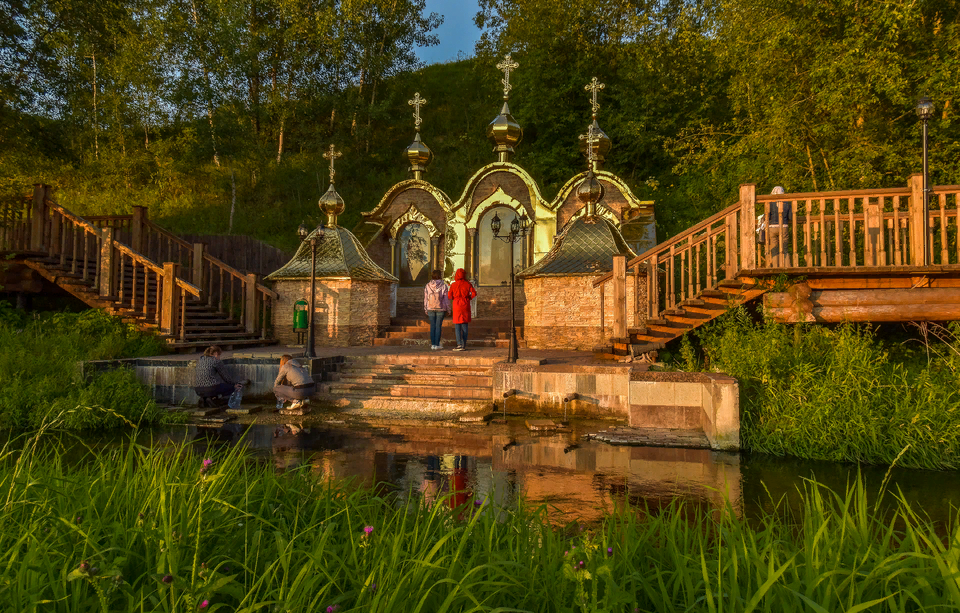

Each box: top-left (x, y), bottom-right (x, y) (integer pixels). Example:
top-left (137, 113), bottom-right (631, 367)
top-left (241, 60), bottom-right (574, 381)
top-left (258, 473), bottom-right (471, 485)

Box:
top-left (114, 242), bottom-right (165, 274)
top-left (256, 283), bottom-right (278, 300)
top-left (176, 277), bottom-right (202, 297)
top-left (145, 219), bottom-right (193, 250)
top-left (85, 214), bottom-right (133, 221)
top-left (48, 204), bottom-right (103, 236)
top-left (203, 252), bottom-right (246, 281)
top-left (756, 187), bottom-right (910, 202)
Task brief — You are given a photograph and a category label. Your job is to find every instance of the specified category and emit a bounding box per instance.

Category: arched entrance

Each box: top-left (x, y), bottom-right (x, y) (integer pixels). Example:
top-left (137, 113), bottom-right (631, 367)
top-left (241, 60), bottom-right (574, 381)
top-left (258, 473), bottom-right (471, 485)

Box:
top-left (476, 206), bottom-right (526, 286)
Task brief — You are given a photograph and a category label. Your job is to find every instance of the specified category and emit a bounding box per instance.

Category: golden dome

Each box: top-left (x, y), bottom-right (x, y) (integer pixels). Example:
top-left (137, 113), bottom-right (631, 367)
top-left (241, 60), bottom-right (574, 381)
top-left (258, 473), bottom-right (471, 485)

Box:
top-left (405, 132), bottom-right (433, 179)
top-left (487, 101), bottom-right (523, 162)
top-left (578, 119), bottom-right (612, 169)
top-left (576, 170), bottom-right (605, 219)
top-left (319, 183), bottom-right (345, 226)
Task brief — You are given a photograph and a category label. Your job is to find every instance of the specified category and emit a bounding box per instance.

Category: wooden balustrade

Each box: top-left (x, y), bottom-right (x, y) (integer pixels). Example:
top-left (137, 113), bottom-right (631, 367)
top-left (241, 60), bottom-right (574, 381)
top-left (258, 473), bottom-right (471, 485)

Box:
top-left (0, 196), bottom-right (32, 252)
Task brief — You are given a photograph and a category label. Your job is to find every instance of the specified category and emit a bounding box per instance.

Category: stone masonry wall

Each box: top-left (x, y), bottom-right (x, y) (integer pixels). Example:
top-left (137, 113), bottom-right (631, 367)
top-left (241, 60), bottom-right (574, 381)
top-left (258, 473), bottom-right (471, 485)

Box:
top-left (270, 278), bottom-right (394, 346)
top-left (395, 284), bottom-right (526, 319)
top-left (523, 275), bottom-right (644, 351)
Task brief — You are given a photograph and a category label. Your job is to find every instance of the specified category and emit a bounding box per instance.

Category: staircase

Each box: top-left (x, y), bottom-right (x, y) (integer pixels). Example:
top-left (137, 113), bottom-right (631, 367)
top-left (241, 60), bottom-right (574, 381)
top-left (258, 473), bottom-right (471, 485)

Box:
top-left (373, 317), bottom-right (523, 348)
top-left (318, 353), bottom-right (496, 416)
top-left (4, 186), bottom-right (278, 351)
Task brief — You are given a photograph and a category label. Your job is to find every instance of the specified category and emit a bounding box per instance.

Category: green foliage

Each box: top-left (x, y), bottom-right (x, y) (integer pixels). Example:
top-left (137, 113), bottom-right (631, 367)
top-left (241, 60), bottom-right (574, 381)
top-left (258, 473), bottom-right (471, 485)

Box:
top-left (685, 308), bottom-right (960, 470)
top-left (0, 439), bottom-right (958, 611)
top-left (0, 303), bottom-right (175, 430)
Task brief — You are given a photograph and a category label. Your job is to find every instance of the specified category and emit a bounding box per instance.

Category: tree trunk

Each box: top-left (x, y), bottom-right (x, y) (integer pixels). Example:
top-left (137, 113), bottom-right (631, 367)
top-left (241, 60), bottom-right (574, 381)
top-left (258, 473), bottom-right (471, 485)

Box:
top-left (90, 52), bottom-right (98, 161)
top-left (229, 167), bottom-right (236, 234)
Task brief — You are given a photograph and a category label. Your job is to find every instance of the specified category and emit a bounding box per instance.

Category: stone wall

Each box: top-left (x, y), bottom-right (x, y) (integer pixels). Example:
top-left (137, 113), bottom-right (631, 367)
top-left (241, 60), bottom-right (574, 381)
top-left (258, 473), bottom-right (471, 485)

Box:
top-left (395, 284), bottom-right (525, 320)
top-left (522, 275), bottom-right (644, 351)
top-left (270, 278), bottom-right (394, 346)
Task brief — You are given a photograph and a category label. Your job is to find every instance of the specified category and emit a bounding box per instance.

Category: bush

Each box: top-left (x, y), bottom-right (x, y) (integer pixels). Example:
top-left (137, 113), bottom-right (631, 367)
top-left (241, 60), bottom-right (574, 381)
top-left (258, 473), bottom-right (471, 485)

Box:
top-left (0, 303), bottom-right (178, 430)
top-left (681, 309), bottom-right (960, 470)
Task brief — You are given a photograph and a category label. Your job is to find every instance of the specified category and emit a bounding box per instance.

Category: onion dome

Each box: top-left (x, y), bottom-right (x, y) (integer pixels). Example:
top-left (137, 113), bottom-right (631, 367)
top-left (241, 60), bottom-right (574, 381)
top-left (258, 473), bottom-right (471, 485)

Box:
top-left (517, 213), bottom-right (634, 278)
top-left (487, 101), bottom-right (523, 162)
top-left (576, 170), bottom-right (605, 219)
top-left (319, 183), bottom-right (345, 227)
top-left (265, 225), bottom-right (397, 283)
top-left (405, 132), bottom-right (433, 179)
top-left (577, 119), bottom-right (612, 170)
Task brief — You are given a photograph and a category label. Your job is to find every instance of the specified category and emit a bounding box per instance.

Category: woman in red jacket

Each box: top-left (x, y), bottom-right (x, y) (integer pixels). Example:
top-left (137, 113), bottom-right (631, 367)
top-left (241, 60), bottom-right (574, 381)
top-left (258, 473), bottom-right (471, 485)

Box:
top-left (448, 268), bottom-right (477, 351)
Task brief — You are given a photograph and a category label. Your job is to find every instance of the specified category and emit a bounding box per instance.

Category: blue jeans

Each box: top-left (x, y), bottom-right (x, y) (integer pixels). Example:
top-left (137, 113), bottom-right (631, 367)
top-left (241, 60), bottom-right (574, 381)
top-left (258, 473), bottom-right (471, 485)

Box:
top-left (455, 323), bottom-right (469, 347)
top-left (427, 310), bottom-right (445, 346)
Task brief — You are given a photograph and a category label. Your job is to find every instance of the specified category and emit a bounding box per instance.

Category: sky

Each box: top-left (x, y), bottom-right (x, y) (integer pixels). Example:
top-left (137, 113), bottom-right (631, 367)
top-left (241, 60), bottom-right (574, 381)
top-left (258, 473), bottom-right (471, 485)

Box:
top-left (416, 0), bottom-right (483, 65)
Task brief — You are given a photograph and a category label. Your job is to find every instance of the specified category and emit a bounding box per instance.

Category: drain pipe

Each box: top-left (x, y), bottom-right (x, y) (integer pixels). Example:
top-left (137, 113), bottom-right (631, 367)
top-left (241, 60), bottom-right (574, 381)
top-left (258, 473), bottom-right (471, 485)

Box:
top-left (502, 389), bottom-right (518, 421)
top-left (562, 393), bottom-right (578, 424)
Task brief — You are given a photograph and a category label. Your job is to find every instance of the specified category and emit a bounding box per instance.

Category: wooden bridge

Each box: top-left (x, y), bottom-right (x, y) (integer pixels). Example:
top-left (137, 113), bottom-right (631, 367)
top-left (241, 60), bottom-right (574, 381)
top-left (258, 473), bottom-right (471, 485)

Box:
top-left (1, 185), bottom-right (278, 351)
top-left (594, 175), bottom-right (960, 355)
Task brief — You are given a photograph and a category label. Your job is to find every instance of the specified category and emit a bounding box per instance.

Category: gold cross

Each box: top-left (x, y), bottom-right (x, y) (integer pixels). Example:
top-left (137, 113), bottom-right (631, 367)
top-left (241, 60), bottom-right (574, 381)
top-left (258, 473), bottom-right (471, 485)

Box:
top-left (585, 77), bottom-right (605, 117)
top-left (496, 53), bottom-right (519, 100)
top-left (579, 122), bottom-right (600, 164)
top-left (408, 92), bottom-right (427, 130)
top-left (322, 144), bottom-right (342, 183)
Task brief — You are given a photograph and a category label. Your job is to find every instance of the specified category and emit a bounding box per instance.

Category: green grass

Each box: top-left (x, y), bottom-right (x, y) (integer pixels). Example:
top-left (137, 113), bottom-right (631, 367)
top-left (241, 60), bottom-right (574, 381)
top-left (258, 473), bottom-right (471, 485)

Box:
top-left (1, 433), bottom-right (958, 612)
top-left (674, 309), bottom-right (960, 470)
top-left (0, 303), bottom-right (183, 430)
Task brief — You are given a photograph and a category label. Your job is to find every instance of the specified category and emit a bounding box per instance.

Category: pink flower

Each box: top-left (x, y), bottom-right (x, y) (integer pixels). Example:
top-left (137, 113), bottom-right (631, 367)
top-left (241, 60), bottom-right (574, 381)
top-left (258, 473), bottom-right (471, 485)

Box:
top-left (326, 606), bottom-right (340, 613)
top-left (199, 600), bottom-right (209, 609)
top-left (363, 525), bottom-right (374, 535)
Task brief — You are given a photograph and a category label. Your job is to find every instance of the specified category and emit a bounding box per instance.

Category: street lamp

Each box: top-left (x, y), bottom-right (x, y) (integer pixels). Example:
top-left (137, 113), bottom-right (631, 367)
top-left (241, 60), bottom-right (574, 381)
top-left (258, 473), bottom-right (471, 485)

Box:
top-left (297, 221), bottom-right (326, 358)
top-left (916, 96), bottom-right (935, 265)
top-left (491, 210), bottom-right (530, 363)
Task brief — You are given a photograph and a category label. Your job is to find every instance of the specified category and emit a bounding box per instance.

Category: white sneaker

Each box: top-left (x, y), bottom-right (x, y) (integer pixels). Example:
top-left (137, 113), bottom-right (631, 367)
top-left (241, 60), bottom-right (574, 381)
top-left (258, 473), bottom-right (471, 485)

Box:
top-left (287, 400), bottom-right (303, 410)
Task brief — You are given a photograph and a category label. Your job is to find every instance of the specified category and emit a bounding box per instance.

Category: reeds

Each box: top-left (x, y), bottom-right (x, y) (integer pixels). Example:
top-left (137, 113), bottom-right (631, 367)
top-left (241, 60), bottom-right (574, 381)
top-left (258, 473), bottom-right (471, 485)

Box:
top-left (687, 309), bottom-right (960, 470)
top-left (0, 435), bottom-right (957, 612)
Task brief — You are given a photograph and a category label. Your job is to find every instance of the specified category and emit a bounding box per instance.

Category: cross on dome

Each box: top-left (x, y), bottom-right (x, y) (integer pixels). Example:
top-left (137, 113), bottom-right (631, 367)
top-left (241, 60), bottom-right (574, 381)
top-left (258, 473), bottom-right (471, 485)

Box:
top-left (579, 122), bottom-right (600, 165)
top-left (585, 77), bottom-right (605, 118)
top-left (496, 54), bottom-right (519, 100)
top-left (322, 144), bottom-right (342, 183)
top-left (408, 92), bottom-right (427, 130)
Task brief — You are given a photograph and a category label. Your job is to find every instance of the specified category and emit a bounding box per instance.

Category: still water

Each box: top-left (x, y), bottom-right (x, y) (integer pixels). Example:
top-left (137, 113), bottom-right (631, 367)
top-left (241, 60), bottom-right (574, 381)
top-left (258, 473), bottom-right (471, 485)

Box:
top-left (132, 420), bottom-right (960, 526)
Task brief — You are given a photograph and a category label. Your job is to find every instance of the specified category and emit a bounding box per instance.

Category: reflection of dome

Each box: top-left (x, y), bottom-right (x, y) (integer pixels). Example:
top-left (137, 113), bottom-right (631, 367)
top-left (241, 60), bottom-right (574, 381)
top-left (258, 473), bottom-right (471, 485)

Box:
top-left (319, 183), bottom-right (345, 226)
top-left (405, 132), bottom-right (433, 178)
top-left (578, 119), bottom-right (612, 169)
top-left (265, 225), bottom-right (397, 282)
top-left (487, 101), bottom-right (523, 162)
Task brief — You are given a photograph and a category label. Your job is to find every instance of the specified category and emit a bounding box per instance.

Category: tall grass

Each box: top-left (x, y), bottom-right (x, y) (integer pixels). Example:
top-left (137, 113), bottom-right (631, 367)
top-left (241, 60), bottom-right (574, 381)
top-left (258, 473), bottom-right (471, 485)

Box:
top-left (680, 308), bottom-right (960, 470)
top-left (0, 303), bottom-right (180, 430)
top-left (0, 431), bottom-right (958, 612)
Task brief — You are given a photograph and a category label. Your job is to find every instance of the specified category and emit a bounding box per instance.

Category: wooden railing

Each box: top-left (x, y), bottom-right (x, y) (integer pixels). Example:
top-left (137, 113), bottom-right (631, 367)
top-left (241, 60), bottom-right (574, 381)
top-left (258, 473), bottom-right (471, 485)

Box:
top-left (594, 175), bottom-right (960, 339)
top-left (0, 195), bottom-right (32, 252)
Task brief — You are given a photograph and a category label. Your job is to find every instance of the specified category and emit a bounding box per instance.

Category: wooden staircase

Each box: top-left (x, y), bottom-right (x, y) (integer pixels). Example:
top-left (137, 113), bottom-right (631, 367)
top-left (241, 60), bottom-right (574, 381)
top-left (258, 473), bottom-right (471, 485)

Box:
top-left (3, 186), bottom-right (278, 351)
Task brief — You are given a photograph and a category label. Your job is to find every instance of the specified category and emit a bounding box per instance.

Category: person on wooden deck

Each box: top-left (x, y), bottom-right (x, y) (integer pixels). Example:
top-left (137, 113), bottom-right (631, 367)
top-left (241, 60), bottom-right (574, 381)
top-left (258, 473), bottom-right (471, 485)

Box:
top-left (423, 269), bottom-right (451, 350)
top-left (767, 185), bottom-right (792, 263)
top-left (274, 354), bottom-right (315, 410)
top-left (194, 345), bottom-right (244, 407)
top-left (448, 268), bottom-right (477, 351)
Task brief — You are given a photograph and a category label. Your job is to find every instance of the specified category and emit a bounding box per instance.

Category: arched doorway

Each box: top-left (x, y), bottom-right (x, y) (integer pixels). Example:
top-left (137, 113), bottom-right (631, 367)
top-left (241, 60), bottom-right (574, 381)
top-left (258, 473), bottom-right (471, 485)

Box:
top-left (397, 222), bottom-right (432, 286)
top-left (477, 206), bottom-right (526, 286)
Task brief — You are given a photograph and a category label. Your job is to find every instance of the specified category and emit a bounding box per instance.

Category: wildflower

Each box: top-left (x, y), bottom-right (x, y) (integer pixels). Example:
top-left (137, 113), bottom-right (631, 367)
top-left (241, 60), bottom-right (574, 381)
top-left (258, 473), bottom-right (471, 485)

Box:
top-left (89, 567), bottom-right (100, 576)
top-left (79, 561), bottom-right (90, 573)
top-left (607, 547), bottom-right (613, 557)
top-left (579, 560), bottom-right (585, 568)
top-left (326, 605), bottom-right (340, 613)
top-left (564, 550), bottom-right (568, 557)
top-left (162, 575), bottom-right (173, 584)
top-left (75, 516), bottom-right (82, 524)
top-left (200, 458), bottom-right (214, 474)
top-left (370, 583), bottom-right (377, 592)
top-left (363, 525), bottom-right (374, 535)
top-left (474, 499), bottom-right (482, 506)
top-left (199, 600), bottom-right (209, 609)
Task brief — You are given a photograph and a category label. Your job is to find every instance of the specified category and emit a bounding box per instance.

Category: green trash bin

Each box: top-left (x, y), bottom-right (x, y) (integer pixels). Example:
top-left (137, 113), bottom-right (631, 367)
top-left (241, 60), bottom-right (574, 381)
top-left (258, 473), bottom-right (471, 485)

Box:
top-left (293, 300), bottom-right (309, 331)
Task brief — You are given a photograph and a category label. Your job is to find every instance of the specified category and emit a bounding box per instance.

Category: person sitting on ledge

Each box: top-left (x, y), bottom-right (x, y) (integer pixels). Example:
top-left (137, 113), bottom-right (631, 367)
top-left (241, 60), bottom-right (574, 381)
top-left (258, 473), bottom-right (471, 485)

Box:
top-left (274, 354), bottom-right (315, 410)
top-left (194, 345), bottom-right (244, 407)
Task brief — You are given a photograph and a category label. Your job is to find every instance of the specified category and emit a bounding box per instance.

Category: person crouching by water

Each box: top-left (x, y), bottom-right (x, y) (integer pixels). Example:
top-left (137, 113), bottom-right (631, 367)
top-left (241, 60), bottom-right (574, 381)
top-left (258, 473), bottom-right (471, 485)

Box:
top-left (424, 269), bottom-right (451, 350)
top-left (448, 268), bottom-right (477, 351)
top-left (274, 354), bottom-right (315, 410)
top-left (194, 345), bottom-right (244, 407)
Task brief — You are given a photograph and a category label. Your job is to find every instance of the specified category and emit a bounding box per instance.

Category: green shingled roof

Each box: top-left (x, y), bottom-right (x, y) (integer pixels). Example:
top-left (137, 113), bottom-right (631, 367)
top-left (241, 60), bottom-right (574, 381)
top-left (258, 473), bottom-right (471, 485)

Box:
top-left (519, 216), bottom-right (636, 278)
top-left (265, 226), bottom-right (397, 283)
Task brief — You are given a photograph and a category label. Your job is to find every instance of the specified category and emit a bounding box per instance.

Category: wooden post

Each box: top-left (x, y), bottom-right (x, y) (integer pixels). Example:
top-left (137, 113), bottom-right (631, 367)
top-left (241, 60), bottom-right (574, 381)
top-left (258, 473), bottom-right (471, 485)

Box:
top-left (50, 208), bottom-right (61, 259)
top-left (30, 184), bottom-right (46, 252)
top-left (908, 174), bottom-right (925, 266)
top-left (192, 243), bottom-right (206, 295)
top-left (739, 184), bottom-right (757, 271)
top-left (161, 262), bottom-right (180, 335)
top-left (613, 255), bottom-right (627, 339)
top-left (725, 212), bottom-right (738, 278)
top-left (131, 206), bottom-right (148, 252)
top-left (99, 227), bottom-right (115, 297)
top-left (865, 202), bottom-right (881, 267)
top-left (244, 273), bottom-right (258, 334)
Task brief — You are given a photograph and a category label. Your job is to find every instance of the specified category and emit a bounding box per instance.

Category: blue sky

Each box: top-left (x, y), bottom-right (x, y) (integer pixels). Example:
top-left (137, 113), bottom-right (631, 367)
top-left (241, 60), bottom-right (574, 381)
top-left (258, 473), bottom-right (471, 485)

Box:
top-left (416, 0), bottom-right (483, 65)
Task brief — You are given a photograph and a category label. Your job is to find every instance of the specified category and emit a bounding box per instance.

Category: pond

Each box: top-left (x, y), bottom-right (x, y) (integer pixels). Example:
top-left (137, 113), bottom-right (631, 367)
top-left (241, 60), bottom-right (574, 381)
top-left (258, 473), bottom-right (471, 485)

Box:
top-left (119, 419), bottom-right (960, 526)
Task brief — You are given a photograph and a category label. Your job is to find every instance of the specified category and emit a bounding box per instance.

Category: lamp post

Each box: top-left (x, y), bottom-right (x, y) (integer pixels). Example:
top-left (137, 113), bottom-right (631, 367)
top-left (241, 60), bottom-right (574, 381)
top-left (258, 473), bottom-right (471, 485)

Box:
top-left (916, 96), bottom-right (935, 265)
top-left (491, 210), bottom-right (530, 363)
top-left (297, 222), bottom-right (326, 358)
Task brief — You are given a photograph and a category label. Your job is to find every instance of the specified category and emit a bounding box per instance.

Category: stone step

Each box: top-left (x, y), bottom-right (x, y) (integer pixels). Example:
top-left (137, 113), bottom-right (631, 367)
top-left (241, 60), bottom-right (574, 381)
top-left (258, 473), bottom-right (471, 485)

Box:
top-left (332, 373), bottom-right (493, 387)
top-left (337, 364), bottom-right (492, 376)
top-left (324, 382), bottom-right (492, 400)
top-left (390, 317), bottom-right (524, 327)
top-left (348, 353), bottom-right (500, 367)
top-left (380, 330), bottom-right (514, 340)
top-left (165, 338), bottom-right (275, 350)
top-left (373, 337), bottom-right (511, 348)
top-left (317, 394), bottom-right (490, 416)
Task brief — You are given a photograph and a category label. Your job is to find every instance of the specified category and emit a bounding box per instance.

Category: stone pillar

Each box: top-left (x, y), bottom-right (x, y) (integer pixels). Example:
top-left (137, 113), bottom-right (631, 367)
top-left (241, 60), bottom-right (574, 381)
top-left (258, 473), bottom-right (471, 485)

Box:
top-left (739, 184), bottom-right (757, 271)
top-left (388, 238), bottom-right (396, 276)
top-left (99, 227), bottom-right (116, 297)
top-left (244, 273), bottom-right (258, 334)
top-left (466, 228), bottom-right (477, 279)
top-left (131, 206), bottom-right (148, 253)
top-left (430, 236), bottom-right (440, 275)
top-left (161, 262), bottom-right (180, 336)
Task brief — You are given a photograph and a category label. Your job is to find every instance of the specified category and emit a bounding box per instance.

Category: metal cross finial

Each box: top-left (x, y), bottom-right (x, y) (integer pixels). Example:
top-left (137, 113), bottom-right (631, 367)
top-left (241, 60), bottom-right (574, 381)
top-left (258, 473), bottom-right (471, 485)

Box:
top-left (496, 53), bottom-right (519, 100)
top-left (408, 92), bottom-right (427, 130)
top-left (322, 144), bottom-right (342, 183)
top-left (579, 122), bottom-right (600, 165)
top-left (585, 77), bottom-right (605, 118)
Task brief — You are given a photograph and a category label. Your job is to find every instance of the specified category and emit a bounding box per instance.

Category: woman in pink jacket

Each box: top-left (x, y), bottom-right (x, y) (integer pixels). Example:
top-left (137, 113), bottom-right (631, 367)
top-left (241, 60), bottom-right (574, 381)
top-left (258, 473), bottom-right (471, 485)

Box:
top-left (448, 268), bottom-right (477, 351)
top-left (423, 269), bottom-right (451, 350)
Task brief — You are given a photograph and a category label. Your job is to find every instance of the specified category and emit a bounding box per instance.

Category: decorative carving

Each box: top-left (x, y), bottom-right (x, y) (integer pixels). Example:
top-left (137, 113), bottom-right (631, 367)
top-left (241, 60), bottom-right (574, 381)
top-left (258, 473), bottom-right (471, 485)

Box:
top-left (564, 203), bottom-right (620, 229)
top-left (445, 230), bottom-right (457, 253)
top-left (389, 205), bottom-right (439, 238)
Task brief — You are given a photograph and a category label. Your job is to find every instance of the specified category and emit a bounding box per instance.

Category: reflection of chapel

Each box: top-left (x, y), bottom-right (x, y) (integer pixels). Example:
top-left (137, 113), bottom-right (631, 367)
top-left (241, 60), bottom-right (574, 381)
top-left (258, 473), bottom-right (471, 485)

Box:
top-left (355, 58), bottom-right (656, 317)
